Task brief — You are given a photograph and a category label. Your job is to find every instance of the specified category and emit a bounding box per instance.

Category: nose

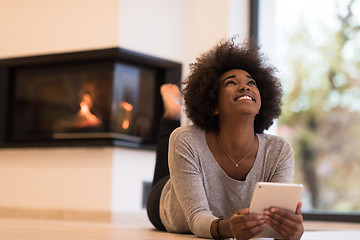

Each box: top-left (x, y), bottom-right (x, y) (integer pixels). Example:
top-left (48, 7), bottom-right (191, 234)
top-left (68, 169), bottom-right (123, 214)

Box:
top-left (238, 85), bottom-right (250, 92)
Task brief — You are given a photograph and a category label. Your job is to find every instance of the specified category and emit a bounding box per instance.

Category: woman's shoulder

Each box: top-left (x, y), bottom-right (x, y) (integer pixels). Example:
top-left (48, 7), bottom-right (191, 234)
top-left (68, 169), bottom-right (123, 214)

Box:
top-left (257, 132), bottom-right (292, 149)
top-left (170, 124), bottom-right (204, 139)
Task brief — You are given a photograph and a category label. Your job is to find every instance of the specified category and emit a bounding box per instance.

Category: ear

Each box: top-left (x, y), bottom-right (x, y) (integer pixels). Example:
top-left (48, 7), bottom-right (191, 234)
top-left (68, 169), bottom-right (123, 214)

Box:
top-left (214, 108), bottom-right (219, 115)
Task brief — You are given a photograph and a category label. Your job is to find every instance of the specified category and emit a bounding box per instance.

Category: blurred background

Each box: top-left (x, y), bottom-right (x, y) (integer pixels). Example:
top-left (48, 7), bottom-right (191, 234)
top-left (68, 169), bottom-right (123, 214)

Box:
top-left (0, 0), bottom-right (359, 220)
top-left (258, 0), bottom-right (360, 214)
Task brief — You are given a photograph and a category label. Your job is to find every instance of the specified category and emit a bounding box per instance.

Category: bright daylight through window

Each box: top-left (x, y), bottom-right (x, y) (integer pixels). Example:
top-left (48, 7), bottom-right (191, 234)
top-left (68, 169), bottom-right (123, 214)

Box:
top-left (260, 0), bottom-right (360, 213)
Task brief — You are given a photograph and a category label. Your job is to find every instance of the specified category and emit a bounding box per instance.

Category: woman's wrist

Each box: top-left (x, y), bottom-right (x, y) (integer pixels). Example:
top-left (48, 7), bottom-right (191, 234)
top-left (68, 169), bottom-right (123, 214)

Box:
top-left (211, 217), bottom-right (233, 239)
top-left (218, 218), bottom-right (233, 238)
top-left (211, 217), bottom-right (222, 239)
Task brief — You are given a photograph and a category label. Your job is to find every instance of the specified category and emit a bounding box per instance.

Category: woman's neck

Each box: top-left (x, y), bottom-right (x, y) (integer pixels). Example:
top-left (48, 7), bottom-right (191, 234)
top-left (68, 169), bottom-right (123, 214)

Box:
top-left (217, 116), bottom-right (256, 151)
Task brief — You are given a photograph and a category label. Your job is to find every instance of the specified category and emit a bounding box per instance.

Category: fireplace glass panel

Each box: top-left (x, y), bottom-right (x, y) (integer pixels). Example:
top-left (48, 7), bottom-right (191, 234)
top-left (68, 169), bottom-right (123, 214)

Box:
top-left (11, 61), bottom-right (156, 143)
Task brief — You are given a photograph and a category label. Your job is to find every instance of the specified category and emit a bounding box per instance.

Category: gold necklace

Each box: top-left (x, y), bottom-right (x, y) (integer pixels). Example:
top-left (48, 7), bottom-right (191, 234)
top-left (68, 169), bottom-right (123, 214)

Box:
top-left (216, 134), bottom-right (256, 167)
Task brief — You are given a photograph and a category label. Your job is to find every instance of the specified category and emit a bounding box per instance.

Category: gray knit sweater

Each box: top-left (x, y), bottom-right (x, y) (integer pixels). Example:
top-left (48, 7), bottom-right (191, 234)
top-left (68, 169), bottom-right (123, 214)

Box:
top-left (159, 125), bottom-right (294, 238)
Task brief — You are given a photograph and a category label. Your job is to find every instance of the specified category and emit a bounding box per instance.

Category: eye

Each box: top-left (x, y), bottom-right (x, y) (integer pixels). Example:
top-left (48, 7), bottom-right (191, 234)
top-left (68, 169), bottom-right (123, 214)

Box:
top-left (248, 80), bottom-right (257, 86)
top-left (225, 80), bottom-right (236, 86)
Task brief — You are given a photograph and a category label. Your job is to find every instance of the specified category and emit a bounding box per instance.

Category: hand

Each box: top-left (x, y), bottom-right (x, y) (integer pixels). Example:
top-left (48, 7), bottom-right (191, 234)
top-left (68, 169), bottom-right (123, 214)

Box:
top-left (230, 208), bottom-right (267, 240)
top-left (263, 202), bottom-right (304, 240)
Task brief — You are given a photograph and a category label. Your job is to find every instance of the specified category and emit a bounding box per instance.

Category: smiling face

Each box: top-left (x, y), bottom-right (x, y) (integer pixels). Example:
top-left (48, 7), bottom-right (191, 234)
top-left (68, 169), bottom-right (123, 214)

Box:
top-left (215, 69), bottom-right (261, 118)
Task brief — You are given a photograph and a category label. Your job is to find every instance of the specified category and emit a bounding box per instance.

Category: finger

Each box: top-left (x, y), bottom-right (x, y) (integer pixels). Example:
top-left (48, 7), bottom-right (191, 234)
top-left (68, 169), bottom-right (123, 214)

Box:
top-left (295, 201), bottom-right (303, 214)
top-left (231, 213), bottom-right (267, 235)
top-left (231, 213), bottom-right (264, 225)
top-left (267, 208), bottom-right (303, 228)
top-left (247, 222), bottom-right (268, 236)
top-left (233, 222), bottom-right (268, 240)
top-left (264, 211), bottom-right (294, 237)
top-left (237, 208), bottom-right (249, 215)
top-left (268, 206), bottom-right (303, 223)
top-left (243, 218), bottom-right (266, 229)
top-left (264, 208), bottom-right (303, 238)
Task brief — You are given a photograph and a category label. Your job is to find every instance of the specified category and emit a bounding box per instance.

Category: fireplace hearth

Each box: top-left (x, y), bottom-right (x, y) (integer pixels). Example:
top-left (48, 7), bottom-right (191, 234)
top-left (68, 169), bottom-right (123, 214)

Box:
top-left (0, 48), bottom-right (181, 148)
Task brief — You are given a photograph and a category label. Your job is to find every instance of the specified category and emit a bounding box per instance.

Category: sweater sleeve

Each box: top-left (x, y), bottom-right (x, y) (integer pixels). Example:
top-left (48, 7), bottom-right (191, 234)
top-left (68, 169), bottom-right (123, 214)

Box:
top-left (167, 128), bottom-right (217, 238)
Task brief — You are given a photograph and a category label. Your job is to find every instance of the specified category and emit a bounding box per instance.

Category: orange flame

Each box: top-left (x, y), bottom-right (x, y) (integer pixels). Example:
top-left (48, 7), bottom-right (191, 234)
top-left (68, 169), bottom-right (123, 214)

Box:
top-left (120, 101), bottom-right (133, 112)
top-left (122, 119), bottom-right (130, 129)
top-left (78, 93), bottom-right (101, 127)
top-left (119, 101), bottom-right (133, 130)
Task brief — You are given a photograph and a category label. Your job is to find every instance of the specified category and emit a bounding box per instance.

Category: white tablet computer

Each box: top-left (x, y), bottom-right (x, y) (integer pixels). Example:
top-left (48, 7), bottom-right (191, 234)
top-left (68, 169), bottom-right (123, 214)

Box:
top-left (249, 182), bottom-right (303, 239)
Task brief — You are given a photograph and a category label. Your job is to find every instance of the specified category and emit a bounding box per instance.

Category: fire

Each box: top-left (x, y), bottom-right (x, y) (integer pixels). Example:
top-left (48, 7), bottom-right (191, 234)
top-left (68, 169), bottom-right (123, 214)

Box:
top-left (122, 119), bottom-right (130, 129)
top-left (120, 101), bottom-right (133, 112)
top-left (77, 93), bottom-right (102, 127)
top-left (119, 101), bottom-right (133, 130)
top-left (54, 92), bottom-right (102, 130)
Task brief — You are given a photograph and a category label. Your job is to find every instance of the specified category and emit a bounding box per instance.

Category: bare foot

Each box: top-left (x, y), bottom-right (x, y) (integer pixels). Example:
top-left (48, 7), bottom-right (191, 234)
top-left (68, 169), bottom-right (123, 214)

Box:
top-left (161, 84), bottom-right (181, 120)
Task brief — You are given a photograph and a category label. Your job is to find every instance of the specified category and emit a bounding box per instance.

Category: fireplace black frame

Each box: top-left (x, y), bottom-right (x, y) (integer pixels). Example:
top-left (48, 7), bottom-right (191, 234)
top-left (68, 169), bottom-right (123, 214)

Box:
top-left (0, 48), bottom-right (182, 148)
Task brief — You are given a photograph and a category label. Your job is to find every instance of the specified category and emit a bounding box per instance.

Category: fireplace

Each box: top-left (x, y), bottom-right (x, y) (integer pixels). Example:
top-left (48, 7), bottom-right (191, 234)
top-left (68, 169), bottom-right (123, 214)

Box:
top-left (0, 48), bottom-right (181, 148)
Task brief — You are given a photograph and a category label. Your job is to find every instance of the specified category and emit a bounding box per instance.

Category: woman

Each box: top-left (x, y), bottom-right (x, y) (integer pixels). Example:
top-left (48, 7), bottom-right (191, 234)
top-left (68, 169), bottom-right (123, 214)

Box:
top-left (147, 38), bottom-right (304, 240)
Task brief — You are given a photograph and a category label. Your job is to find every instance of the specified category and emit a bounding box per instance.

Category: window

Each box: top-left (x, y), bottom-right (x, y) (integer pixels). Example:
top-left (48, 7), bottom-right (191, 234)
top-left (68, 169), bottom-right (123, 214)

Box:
top-left (258, 0), bottom-right (360, 218)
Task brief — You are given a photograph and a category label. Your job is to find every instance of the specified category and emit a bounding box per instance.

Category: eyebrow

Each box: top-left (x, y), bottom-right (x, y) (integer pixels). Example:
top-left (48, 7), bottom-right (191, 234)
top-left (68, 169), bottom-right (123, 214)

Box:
top-left (221, 74), bottom-right (254, 83)
top-left (222, 75), bottom-right (236, 83)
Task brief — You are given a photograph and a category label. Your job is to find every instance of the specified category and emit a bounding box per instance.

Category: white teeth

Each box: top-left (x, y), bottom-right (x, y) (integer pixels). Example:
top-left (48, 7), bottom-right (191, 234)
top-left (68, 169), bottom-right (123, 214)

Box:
top-left (237, 96), bottom-right (252, 101)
